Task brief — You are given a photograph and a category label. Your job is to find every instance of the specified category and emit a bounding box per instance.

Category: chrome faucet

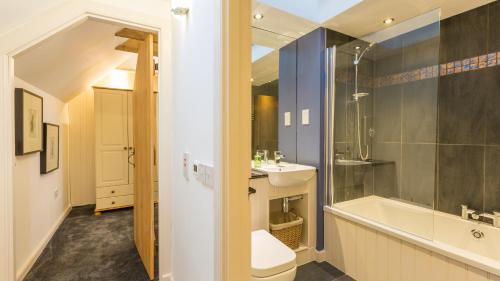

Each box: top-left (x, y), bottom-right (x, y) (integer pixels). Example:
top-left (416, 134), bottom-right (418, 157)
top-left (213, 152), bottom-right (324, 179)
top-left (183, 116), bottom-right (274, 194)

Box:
top-left (461, 205), bottom-right (480, 220)
top-left (479, 211), bottom-right (500, 228)
top-left (461, 205), bottom-right (500, 228)
top-left (274, 151), bottom-right (285, 164)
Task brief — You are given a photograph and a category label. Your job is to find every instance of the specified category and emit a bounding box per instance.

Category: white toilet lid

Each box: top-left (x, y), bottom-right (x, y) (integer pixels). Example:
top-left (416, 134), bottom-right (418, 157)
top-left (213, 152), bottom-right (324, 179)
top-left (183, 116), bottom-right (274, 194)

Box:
top-left (251, 230), bottom-right (297, 278)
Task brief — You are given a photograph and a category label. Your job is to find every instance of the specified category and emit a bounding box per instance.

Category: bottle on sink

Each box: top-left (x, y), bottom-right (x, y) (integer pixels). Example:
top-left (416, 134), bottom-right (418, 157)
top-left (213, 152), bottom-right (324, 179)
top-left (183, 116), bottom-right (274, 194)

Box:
top-left (254, 153), bottom-right (262, 168)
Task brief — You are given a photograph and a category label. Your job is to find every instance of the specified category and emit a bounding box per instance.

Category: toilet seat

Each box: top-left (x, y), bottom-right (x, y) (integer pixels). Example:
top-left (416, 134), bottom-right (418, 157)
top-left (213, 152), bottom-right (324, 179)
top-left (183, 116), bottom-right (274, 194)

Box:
top-left (251, 230), bottom-right (297, 278)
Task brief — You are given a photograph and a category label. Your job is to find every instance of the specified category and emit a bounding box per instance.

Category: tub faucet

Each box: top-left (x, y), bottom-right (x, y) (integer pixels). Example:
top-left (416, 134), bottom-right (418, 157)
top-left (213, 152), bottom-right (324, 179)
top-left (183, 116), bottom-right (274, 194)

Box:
top-left (479, 211), bottom-right (500, 228)
top-left (461, 205), bottom-right (480, 220)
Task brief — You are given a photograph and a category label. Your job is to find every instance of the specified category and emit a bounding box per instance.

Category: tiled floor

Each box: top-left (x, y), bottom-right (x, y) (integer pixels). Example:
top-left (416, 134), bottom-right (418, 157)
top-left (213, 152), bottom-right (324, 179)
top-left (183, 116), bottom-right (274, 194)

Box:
top-left (295, 261), bottom-right (355, 281)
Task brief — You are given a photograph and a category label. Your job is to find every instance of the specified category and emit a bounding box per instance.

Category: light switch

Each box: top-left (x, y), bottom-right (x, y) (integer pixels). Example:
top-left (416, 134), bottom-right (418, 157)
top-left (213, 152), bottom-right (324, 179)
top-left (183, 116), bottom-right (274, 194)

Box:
top-left (183, 152), bottom-right (190, 180)
top-left (302, 109), bottom-right (310, 125)
top-left (284, 112), bottom-right (291, 127)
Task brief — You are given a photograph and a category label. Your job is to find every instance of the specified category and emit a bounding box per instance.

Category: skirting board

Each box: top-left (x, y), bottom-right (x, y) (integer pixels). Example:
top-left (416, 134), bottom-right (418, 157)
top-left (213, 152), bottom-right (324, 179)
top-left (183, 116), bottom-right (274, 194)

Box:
top-left (16, 205), bottom-right (72, 281)
top-left (161, 273), bottom-right (173, 281)
top-left (315, 249), bottom-right (326, 263)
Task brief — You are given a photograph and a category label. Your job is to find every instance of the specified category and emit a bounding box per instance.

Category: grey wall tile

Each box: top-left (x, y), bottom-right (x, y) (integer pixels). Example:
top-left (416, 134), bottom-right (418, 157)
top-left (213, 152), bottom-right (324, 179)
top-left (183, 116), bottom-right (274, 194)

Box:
top-left (374, 38), bottom-right (403, 77)
top-left (485, 67), bottom-right (500, 145)
top-left (403, 31), bottom-right (440, 72)
top-left (437, 145), bottom-right (484, 215)
top-left (374, 85), bottom-right (402, 142)
top-left (402, 78), bottom-right (438, 143)
top-left (438, 71), bottom-right (486, 145)
top-left (334, 83), bottom-right (347, 143)
top-left (373, 143), bottom-right (401, 198)
top-left (439, 5), bottom-right (488, 63)
top-left (488, 1), bottom-right (500, 52)
top-left (485, 146), bottom-right (500, 212)
top-left (401, 144), bottom-right (436, 208)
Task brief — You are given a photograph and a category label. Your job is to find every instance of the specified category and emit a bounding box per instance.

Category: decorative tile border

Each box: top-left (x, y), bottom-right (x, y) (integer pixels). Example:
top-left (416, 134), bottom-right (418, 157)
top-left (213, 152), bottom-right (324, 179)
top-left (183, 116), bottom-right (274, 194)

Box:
top-left (373, 51), bottom-right (500, 88)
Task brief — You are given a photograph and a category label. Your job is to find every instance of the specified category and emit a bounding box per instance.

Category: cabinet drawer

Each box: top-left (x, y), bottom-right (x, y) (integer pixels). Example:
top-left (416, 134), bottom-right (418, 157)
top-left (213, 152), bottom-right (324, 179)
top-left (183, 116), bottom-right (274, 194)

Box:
top-left (96, 195), bottom-right (133, 210)
top-left (96, 185), bottom-right (133, 199)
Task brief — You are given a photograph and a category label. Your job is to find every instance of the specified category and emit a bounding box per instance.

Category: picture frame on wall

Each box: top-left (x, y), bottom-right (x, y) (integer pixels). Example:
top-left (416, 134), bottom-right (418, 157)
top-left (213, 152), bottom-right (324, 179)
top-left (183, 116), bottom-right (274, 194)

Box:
top-left (40, 123), bottom-right (59, 174)
top-left (15, 88), bottom-right (43, 155)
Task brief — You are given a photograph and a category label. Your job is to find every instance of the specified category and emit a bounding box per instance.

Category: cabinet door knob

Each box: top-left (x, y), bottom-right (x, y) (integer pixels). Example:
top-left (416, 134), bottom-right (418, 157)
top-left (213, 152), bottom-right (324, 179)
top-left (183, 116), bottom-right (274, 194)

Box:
top-left (111, 201), bottom-right (116, 205)
top-left (123, 147), bottom-right (128, 150)
top-left (111, 190), bottom-right (115, 194)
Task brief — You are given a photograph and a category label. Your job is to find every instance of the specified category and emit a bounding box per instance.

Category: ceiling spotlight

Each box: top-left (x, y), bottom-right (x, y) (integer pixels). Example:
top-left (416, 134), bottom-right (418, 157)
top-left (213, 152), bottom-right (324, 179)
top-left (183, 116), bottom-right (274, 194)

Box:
top-left (253, 13), bottom-right (264, 20)
top-left (354, 46), bottom-right (361, 50)
top-left (383, 18), bottom-right (394, 24)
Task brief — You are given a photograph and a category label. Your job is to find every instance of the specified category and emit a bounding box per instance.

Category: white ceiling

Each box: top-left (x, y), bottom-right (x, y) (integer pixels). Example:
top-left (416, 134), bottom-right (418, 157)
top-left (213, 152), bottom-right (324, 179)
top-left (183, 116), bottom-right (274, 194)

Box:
top-left (324, 0), bottom-right (495, 38)
top-left (14, 19), bottom-right (135, 102)
top-left (251, 0), bottom-right (495, 85)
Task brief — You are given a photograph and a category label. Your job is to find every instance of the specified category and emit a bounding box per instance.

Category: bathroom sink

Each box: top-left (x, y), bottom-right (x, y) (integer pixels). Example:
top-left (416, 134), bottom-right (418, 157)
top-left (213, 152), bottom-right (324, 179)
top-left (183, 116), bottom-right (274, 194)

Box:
top-left (335, 159), bottom-right (371, 166)
top-left (254, 162), bottom-right (316, 187)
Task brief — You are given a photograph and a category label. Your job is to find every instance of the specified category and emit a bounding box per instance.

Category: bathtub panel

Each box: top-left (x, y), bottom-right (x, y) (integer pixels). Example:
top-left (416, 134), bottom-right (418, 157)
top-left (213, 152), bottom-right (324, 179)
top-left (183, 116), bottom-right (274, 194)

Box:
top-left (387, 235), bottom-right (402, 281)
top-left (430, 252), bottom-right (448, 281)
top-left (334, 216), bottom-right (347, 272)
top-left (490, 273), bottom-right (500, 280)
top-left (414, 247), bottom-right (432, 281)
top-left (448, 259), bottom-right (467, 281)
top-left (333, 217), bottom-right (344, 271)
top-left (375, 232), bottom-right (389, 281)
top-left (365, 228), bottom-right (377, 280)
top-left (344, 220), bottom-right (356, 277)
top-left (401, 241), bottom-right (416, 281)
top-left (354, 224), bottom-right (366, 281)
top-left (325, 208), bottom-right (500, 280)
top-left (467, 266), bottom-right (488, 281)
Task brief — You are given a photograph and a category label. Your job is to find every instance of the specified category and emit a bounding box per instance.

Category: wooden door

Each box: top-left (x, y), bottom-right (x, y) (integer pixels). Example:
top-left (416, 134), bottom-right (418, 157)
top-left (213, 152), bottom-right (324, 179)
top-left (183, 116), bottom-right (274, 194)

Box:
top-left (128, 92), bottom-right (134, 185)
top-left (95, 89), bottom-right (129, 188)
top-left (133, 33), bottom-right (155, 280)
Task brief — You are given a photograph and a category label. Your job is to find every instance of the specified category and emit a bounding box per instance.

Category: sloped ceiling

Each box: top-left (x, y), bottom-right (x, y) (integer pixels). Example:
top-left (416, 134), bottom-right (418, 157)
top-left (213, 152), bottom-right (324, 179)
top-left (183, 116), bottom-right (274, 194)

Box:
top-left (14, 19), bottom-right (135, 102)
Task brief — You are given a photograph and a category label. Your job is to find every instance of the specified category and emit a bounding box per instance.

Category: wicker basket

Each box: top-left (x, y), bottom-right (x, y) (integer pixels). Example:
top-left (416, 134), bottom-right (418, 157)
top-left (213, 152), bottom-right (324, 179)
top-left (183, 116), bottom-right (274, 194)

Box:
top-left (269, 211), bottom-right (303, 249)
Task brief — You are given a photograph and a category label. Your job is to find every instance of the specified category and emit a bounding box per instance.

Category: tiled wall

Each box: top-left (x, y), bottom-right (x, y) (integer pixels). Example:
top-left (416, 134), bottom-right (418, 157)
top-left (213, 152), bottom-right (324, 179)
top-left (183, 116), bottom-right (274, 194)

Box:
top-left (334, 1), bottom-right (500, 216)
top-left (371, 21), bottom-right (440, 209)
top-left (437, 1), bottom-right (500, 215)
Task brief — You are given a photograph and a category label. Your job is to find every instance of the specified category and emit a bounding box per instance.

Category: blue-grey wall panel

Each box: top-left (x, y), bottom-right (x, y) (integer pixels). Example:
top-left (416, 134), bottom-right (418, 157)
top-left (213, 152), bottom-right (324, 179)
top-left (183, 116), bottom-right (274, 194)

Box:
top-left (297, 28), bottom-right (326, 250)
top-left (278, 41), bottom-right (298, 163)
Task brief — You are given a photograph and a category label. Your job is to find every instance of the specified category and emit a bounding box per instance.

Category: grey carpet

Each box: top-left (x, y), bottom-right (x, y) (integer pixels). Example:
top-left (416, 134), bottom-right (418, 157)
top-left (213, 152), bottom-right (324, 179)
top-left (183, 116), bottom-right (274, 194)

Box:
top-left (25, 205), bottom-right (350, 281)
top-left (24, 205), bottom-right (158, 281)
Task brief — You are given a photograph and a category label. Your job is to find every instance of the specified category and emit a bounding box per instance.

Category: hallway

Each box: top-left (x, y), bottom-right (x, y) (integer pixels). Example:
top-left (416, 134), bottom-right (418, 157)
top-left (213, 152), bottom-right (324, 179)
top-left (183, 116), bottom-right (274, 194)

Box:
top-left (24, 206), bottom-right (158, 281)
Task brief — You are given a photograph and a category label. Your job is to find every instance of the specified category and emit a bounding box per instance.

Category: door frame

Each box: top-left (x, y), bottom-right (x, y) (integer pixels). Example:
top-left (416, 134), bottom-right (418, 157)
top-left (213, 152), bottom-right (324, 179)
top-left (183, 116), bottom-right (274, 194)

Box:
top-left (216, 0), bottom-right (252, 280)
top-left (0, 2), bottom-right (172, 281)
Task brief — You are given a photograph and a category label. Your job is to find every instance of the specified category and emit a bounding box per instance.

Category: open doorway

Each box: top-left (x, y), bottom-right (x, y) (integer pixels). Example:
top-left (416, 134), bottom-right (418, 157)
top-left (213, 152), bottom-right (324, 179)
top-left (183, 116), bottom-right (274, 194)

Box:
top-left (12, 18), bottom-right (160, 281)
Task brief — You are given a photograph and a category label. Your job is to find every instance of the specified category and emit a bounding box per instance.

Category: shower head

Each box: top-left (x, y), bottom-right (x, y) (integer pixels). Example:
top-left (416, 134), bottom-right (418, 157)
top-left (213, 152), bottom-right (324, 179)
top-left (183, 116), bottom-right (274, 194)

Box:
top-left (354, 42), bottom-right (376, 65)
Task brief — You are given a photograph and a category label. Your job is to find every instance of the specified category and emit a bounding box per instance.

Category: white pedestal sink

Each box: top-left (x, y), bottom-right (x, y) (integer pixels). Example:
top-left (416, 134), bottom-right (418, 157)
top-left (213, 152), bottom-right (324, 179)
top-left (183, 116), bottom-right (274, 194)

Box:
top-left (254, 162), bottom-right (316, 187)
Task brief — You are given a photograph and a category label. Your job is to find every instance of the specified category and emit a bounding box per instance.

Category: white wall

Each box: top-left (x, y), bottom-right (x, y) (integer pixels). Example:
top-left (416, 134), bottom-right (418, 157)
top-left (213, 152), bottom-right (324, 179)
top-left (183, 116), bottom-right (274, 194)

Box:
top-left (13, 77), bottom-right (70, 279)
top-left (0, 1), bottom-right (173, 281)
top-left (171, 1), bottom-right (219, 280)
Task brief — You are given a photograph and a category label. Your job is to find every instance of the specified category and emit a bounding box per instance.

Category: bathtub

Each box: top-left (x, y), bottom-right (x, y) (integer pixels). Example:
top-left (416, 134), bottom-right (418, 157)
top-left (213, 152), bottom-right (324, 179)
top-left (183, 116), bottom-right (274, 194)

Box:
top-left (324, 196), bottom-right (500, 279)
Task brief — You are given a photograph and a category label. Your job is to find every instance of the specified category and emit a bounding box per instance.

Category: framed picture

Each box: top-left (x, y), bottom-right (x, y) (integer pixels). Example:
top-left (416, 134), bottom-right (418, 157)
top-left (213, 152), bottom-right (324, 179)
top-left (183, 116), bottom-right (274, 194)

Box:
top-left (41, 123), bottom-right (59, 174)
top-left (15, 88), bottom-right (43, 155)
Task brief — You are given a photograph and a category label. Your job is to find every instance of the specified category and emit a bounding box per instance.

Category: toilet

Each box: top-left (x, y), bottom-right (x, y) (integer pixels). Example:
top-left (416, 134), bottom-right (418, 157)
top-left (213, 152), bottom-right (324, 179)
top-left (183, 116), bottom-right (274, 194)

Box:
top-left (251, 230), bottom-right (297, 281)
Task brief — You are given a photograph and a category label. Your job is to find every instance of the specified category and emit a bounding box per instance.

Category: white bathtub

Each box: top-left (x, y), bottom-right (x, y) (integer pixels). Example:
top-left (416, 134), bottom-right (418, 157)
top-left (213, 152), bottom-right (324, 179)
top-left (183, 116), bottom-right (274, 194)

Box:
top-left (325, 196), bottom-right (500, 277)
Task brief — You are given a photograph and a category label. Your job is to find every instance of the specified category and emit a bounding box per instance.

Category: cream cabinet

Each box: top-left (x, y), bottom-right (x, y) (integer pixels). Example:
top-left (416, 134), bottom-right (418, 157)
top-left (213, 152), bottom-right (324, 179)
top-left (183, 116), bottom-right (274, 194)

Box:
top-left (94, 87), bottom-right (158, 214)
